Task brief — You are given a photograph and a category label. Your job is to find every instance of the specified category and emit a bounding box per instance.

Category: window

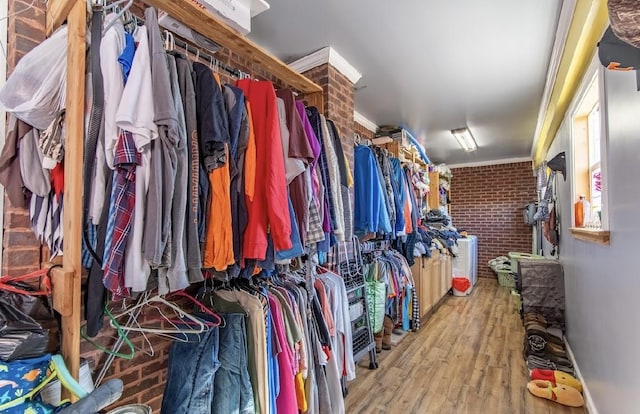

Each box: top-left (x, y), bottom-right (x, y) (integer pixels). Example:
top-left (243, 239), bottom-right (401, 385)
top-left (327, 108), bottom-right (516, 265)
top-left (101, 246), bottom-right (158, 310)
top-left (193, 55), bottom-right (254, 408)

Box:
top-left (569, 59), bottom-right (609, 244)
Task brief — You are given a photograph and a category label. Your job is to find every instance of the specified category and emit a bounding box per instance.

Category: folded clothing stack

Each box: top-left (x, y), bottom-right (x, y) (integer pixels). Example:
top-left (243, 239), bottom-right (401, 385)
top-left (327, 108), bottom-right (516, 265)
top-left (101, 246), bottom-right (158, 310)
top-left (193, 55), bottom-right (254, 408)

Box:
top-left (522, 312), bottom-right (575, 376)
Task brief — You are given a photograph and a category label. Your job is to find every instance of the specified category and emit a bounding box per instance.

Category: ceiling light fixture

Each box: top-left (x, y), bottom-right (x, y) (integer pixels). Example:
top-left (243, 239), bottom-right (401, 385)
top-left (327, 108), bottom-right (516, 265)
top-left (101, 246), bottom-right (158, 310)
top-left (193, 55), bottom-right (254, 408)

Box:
top-left (451, 127), bottom-right (478, 152)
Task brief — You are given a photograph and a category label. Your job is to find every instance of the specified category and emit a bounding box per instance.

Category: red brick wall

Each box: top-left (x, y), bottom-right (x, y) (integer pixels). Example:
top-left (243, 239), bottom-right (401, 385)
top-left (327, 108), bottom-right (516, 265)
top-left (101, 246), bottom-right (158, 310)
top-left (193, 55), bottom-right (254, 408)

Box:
top-left (355, 122), bottom-right (375, 140)
top-left (303, 63), bottom-right (355, 165)
top-left (450, 161), bottom-right (537, 278)
top-left (2, 0), bottom-right (47, 276)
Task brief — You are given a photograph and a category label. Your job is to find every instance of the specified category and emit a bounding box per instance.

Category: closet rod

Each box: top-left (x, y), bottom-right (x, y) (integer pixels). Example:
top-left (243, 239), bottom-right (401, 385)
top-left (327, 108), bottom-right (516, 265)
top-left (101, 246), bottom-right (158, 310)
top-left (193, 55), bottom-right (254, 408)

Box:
top-left (124, 10), bottom-right (248, 79)
top-left (170, 35), bottom-right (245, 79)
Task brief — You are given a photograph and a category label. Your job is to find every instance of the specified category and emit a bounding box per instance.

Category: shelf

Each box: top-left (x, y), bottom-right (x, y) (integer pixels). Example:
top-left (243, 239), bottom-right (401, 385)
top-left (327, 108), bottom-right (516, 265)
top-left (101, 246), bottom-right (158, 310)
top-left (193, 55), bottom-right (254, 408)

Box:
top-left (147, 0), bottom-right (323, 94)
top-left (569, 228), bottom-right (610, 245)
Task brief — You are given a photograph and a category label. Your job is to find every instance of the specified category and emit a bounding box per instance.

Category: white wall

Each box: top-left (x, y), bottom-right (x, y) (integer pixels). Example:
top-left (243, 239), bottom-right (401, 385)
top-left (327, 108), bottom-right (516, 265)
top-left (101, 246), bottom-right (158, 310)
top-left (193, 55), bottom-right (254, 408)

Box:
top-left (546, 68), bottom-right (640, 414)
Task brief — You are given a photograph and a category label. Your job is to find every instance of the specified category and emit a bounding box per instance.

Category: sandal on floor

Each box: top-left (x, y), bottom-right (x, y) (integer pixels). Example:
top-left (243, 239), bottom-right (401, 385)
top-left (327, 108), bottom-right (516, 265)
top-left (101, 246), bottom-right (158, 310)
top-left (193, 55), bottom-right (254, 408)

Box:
top-left (530, 369), bottom-right (582, 393)
top-left (527, 380), bottom-right (584, 407)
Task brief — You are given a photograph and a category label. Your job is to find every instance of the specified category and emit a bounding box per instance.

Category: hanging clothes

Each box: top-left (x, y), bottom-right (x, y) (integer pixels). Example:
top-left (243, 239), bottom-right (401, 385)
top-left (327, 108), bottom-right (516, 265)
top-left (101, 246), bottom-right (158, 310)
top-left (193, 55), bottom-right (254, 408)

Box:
top-left (174, 56), bottom-right (204, 284)
top-left (142, 7), bottom-right (179, 271)
top-left (276, 89), bottom-right (314, 247)
top-left (120, 24), bottom-right (155, 293)
top-left (157, 55), bottom-right (190, 291)
top-left (223, 84), bottom-right (250, 268)
top-left (237, 79), bottom-right (292, 260)
top-left (353, 145), bottom-right (391, 235)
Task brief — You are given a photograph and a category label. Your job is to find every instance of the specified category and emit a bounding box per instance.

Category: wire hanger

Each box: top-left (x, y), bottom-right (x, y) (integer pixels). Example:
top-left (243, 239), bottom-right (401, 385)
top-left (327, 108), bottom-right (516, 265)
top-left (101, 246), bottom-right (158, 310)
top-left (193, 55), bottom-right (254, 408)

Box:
top-left (109, 292), bottom-right (207, 336)
top-left (168, 290), bottom-right (224, 327)
top-left (81, 306), bottom-right (135, 360)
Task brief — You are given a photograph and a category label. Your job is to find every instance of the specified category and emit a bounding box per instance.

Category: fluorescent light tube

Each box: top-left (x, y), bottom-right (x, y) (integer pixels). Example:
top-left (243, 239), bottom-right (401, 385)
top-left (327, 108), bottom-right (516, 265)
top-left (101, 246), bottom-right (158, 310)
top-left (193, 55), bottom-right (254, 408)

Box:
top-left (451, 128), bottom-right (478, 152)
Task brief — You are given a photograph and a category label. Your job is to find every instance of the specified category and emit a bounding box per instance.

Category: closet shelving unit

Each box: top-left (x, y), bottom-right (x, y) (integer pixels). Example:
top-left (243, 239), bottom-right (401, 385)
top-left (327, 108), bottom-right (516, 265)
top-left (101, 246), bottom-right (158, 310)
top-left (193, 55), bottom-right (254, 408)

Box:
top-left (44, 0), bottom-right (325, 385)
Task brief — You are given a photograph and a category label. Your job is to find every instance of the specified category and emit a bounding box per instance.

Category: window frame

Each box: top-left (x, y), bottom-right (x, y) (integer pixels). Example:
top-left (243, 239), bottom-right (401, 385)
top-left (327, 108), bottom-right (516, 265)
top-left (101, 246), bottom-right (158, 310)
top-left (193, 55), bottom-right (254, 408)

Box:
top-left (568, 55), bottom-right (610, 244)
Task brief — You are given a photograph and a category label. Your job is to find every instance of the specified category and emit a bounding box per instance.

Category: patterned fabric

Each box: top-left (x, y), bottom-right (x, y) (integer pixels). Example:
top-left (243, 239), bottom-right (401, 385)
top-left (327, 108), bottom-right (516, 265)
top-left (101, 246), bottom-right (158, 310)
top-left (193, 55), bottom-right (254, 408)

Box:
top-left (608, 0), bottom-right (640, 47)
top-left (306, 107), bottom-right (335, 235)
top-left (341, 186), bottom-right (353, 242)
top-left (411, 285), bottom-right (420, 331)
top-left (102, 130), bottom-right (140, 299)
top-left (0, 355), bottom-right (65, 413)
top-left (307, 199), bottom-right (325, 244)
top-left (81, 222), bottom-right (97, 269)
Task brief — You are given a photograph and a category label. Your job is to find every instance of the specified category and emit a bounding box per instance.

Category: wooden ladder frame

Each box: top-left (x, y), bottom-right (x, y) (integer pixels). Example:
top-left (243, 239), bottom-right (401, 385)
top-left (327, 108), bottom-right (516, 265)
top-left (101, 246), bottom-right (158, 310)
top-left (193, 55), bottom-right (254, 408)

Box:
top-left (44, 0), bottom-right (324, 385)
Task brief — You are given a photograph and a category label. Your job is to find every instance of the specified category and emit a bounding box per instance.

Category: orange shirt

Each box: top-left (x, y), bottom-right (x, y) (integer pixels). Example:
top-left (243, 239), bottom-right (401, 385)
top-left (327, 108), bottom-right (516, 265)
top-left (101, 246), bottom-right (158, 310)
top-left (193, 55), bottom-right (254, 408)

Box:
top-left (244, 101), bottom-right (256, 202)
top-left (203, 144), bottom-right (235, 270)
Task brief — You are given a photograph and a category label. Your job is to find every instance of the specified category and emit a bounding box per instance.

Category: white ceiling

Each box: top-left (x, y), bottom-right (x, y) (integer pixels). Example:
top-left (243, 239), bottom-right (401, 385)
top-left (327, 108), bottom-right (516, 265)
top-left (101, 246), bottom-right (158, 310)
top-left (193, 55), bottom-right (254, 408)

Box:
top-left (249, 0), bottom-right (563, 165)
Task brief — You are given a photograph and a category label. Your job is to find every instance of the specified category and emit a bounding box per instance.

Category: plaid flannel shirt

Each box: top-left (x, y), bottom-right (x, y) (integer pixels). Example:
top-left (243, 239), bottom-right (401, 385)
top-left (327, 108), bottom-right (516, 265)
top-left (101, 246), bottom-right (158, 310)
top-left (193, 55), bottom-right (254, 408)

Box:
top-left (103, 131), bottom-right (140, 299)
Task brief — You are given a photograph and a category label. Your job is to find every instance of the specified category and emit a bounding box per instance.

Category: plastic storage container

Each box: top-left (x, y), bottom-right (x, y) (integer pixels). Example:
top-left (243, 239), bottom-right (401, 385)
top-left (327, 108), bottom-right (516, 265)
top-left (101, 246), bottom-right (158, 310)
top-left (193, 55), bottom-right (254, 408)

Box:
top-left (508, 252), bottom-right (543, 272)
top-left (452, 277), bottom-right (472, 296)
top-left (496, 269), bottom-right (517, 288)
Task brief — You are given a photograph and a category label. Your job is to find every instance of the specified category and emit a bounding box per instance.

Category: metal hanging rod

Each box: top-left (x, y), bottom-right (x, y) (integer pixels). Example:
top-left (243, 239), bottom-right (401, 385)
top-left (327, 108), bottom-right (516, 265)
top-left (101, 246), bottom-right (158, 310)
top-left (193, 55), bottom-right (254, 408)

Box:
top-left (100, 0), bottom-right (251, 79)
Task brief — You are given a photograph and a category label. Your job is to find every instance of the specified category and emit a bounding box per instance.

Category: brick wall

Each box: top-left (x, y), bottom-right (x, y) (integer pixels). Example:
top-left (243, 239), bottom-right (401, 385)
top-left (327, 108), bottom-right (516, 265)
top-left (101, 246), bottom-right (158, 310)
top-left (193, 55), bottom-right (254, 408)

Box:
top-left (354, 122), bottom-right (375, 140)
top-left (2, 0), bottom-right (46, 276)
top-left (303, 63), bottom-right (355, 165)
top-left (450, 161), bottom-right (537, 278)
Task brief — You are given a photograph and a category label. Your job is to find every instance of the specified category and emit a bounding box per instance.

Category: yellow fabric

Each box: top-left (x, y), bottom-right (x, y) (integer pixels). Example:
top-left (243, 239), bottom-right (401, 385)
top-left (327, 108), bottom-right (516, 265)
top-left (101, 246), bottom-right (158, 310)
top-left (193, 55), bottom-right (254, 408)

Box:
top-left (294, 372), bottom-right (308, 412)
top-left (345, 156), bottom-right (354, 187)
top-left (244, 101), bottom-right (256, 202)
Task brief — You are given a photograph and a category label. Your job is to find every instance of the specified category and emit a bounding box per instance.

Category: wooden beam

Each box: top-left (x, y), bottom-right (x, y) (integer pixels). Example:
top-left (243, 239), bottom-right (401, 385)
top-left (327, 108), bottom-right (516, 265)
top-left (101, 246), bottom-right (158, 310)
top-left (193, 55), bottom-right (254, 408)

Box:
top-left (532, 0), bottom-right (608, 166)
top-left (45, 0), bottom-right (75, 36)
top-left (305, 91), bottom-right (324, 113)
top-left (144, 0), bottom-right (323, 94)
top-left (60, 0), bottom-right (86, 390)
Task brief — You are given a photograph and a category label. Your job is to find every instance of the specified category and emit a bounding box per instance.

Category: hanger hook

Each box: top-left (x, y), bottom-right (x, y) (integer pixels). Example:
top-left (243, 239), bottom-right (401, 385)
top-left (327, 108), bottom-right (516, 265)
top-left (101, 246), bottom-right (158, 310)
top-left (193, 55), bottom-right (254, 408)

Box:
top-left (196, 48), bottom-right (200, 62)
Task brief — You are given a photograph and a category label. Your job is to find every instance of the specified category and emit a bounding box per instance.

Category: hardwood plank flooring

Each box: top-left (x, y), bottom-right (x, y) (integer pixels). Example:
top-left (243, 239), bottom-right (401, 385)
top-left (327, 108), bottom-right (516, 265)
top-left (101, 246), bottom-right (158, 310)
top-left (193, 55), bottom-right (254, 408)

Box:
top-left (345, 278), bottom-right (585, 414)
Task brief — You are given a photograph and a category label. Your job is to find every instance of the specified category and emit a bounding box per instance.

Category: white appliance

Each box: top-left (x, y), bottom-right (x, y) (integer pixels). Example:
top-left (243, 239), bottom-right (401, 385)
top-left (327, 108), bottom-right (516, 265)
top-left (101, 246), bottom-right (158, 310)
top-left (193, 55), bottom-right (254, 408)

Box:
top-left (159, 0), bottom-right (270, 42)
top-left (452, 236), bottom-right (478, 290)
top-left (200, 0), bottom-right (270, 35)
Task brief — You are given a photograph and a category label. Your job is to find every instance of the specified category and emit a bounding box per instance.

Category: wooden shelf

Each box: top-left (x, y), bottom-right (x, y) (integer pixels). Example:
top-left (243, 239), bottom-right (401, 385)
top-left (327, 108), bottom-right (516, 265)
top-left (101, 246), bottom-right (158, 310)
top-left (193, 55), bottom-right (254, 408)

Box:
top-left (46, 0), bottom-right (324, 98)
top-left (569, 227), bottom-right (610, 245)
top-left (148, 0), bottom-right (323, 95)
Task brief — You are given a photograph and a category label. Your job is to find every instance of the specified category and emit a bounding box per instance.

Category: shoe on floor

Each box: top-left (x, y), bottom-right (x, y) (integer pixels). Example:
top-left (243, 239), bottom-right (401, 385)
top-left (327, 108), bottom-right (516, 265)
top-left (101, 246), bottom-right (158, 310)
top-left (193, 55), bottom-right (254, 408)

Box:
top-left (527, 380), bottom-right (584, 407)
top-left (527, 355), bottom-right (575, 376)
top-left (530, 369), bottom-right (582, 393)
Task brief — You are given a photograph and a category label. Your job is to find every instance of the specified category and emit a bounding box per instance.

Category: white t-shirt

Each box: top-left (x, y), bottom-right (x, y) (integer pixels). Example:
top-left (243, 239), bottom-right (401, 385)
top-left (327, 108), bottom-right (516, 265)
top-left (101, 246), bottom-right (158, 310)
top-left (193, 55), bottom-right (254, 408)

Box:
top-left (117, 25), bottom-right (157, 291)
top-left (89, 16), bottom-right (125, 224)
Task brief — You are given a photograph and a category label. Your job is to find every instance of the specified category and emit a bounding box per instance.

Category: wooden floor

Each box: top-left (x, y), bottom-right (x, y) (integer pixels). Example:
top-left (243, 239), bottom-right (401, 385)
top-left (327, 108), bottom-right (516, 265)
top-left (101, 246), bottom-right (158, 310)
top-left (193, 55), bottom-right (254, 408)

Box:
top-left (344, 278), bottom-right (585, 414)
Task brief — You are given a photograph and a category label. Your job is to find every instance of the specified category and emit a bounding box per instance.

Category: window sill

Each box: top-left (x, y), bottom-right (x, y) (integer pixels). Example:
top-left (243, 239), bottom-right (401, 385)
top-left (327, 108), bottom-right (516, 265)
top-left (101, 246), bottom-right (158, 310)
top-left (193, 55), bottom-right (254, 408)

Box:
top-left (569, 228), bottom-right (610, 245)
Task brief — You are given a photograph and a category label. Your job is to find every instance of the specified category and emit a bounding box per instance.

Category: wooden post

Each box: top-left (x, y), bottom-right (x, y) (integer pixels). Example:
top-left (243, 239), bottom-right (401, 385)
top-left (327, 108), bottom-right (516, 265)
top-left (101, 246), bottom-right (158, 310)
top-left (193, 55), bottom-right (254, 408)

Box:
top-left (59, 0), bottom-right (86, 390)
top-left (45, 0), bottom-right (77, 36)
top-left (305, 91), bottom-right (324, 112)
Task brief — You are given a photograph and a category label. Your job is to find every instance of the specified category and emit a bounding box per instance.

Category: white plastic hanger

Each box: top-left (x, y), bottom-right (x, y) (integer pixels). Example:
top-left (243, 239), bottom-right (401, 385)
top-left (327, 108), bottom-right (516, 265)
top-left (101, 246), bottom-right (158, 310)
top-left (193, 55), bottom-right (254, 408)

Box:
top-left (103, 0), bottom-right (133, 35)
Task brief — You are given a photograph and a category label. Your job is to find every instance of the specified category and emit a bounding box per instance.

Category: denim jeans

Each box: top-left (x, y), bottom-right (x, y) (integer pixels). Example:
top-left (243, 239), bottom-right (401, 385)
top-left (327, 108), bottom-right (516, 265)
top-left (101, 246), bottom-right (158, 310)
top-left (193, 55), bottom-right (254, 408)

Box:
top-left (212, 313), bottom-right (255, 414)
top-left (161, 314), bottom-right (220, 414)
